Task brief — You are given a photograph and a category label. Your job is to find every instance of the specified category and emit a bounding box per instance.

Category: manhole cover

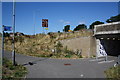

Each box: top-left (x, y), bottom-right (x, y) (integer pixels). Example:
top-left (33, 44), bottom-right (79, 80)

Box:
top-left (64, 63), bottom-right (71, 66)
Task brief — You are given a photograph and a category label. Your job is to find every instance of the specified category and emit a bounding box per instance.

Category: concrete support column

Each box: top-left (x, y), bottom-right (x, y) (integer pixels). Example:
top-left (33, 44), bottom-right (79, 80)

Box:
top-left (96, 38), bottom-right (108, 61)
top-left (96, 39), bottom-right (100, 60)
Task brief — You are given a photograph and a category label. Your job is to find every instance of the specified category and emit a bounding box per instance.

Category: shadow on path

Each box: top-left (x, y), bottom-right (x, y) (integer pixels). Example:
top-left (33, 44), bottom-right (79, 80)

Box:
top-left (22, 58), bottom-right (49, 66)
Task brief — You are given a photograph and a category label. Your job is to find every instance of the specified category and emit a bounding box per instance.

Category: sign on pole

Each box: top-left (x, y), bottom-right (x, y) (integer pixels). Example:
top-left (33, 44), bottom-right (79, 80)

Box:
top-left (45, 28), bottom-right (48, 30)
top-left (2, 25), bottom-right (12, 59)
top-left (4, 26), bottom-right (12, 31)
top-left (42, 19), bottom-right (48, 27)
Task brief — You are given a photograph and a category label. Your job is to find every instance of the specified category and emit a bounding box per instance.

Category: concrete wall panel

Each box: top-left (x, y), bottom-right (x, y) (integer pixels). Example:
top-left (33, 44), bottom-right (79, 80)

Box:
top-left (60, 36), bottom-right (96, 57)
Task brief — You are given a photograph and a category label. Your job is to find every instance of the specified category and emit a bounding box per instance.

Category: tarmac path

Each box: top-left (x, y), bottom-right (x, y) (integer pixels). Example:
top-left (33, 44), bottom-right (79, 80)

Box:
top-left (4, 51), bottom-right (117, 78)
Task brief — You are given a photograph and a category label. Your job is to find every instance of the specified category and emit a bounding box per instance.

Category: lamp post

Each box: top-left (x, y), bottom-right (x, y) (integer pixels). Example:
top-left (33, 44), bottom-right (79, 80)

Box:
top-left (118, 1), bottom-right (120, 14)
top-left (33, 11), bottom-right (36, 35)
top-left (12, 0), bottom-right (16, 66)
top-left (2, 25), bottom-right (4, 60)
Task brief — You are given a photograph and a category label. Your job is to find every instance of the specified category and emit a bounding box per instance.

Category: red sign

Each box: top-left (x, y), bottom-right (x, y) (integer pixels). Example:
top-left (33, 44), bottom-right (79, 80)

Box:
top-left (42, 19), bottom-right (48, 27)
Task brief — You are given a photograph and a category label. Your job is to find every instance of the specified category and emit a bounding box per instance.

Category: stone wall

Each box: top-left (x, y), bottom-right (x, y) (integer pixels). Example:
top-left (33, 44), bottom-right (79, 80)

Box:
top-left (60, 36), bottom-right (96, 57)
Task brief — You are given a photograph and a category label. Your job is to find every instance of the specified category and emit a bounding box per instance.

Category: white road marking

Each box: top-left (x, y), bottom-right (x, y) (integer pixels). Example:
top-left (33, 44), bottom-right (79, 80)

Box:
top-left (89, 58), bottom-right (105, 62)
top-left (80, 74), bottom-right (84, 77)
top-left (98, 60), bottom-right (114, 64)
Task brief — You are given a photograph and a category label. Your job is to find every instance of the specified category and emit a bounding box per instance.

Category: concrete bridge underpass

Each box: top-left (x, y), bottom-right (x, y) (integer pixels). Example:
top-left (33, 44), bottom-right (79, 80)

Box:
top-left (94, 21), bottom-right (120, 57)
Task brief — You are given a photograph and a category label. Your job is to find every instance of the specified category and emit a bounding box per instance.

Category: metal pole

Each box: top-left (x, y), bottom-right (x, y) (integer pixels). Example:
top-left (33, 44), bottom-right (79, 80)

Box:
top-left (33, 11), bottom-right (35, 35)
top-left (43, 27), bottom-right (44, 34)
top-left (118, 55), bottom-right (120, 65)
top-left (2, 25), bottom-right (4, 60)
top-left (12, 0), bottom-right (16, 66)
top-left (118, 1), bottom-right (120, 14)
top-left (105, 54), bottom-right (108, 61)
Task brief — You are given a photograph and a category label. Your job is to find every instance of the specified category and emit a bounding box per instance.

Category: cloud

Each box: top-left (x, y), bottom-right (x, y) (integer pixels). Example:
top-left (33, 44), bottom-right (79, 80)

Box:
top-left (59, 20), bottom-right (64, 23)
top-left (59, 19), bottom-right (71, 25)
top-left (78, 21), bottom-right (85, 24)
top-left (64, 21), bottom-right (71, 24)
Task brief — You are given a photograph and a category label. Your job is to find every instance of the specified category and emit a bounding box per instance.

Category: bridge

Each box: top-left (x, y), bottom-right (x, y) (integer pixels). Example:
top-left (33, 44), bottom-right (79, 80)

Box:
top-left (94, 21), bottom-right (120, 57)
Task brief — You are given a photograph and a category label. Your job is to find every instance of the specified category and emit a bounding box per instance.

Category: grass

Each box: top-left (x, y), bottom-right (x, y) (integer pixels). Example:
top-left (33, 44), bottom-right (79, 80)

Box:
top-left (104, 65), bottom-right (120, 80)
top-left (2, 58), bottom-right (27, 79)
top-left (3, 30), bottom-right (92, 59)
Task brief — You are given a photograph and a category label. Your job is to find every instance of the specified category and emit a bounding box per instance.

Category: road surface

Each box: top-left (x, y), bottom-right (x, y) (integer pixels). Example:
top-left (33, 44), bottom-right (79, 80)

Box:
top-left (4, 51), bottom-right (117, 78)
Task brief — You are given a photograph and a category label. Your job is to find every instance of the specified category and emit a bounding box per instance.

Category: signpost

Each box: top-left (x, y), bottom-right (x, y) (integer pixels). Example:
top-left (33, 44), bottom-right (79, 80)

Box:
top-left (2, 25), bottom-right (12, 64)
top-left (42, 19), bottom-right (48, 27)
top-left (2, 0), bottom-right (16, 66)
top-left (42, 19), bottom-right (48, 34)
top-left (12, 0), bottom-right (16, 66)
top-left (4, 26), bottom-right (12, 31)
top-left (118, 1), bottom-right (120, 14)
top-left (2, 25), bottom-right (5, 59)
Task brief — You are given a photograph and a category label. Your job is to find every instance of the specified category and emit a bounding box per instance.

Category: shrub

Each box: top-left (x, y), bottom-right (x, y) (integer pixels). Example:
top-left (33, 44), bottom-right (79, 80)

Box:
top-left (2, 58), bottom-right (27, 79)
top-left (63, 46), bottom-right (68, 53)
top-left (65, 54), bottom-right (72, 58)
top-left (54, 41), bottom-right (63, 53)
top-left (63, 46), bottom-right (75, 58)
top-left (48, 32), bottom-right (56, 39)
top-left (104, 65), bottom-right (120, 79)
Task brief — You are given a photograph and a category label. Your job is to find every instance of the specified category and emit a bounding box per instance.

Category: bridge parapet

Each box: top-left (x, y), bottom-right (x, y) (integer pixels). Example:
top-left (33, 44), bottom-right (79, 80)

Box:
top-left (94, 21), bottom-right (120, 35)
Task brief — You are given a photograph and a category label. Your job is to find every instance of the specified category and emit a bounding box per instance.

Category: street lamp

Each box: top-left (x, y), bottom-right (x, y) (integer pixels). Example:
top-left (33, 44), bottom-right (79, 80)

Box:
top-left (12, 0), bottom-right (16, 66)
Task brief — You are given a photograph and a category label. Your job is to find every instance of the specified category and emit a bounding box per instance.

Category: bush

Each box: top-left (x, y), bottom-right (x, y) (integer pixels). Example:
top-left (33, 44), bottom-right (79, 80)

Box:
top-left (104, 65), bottom-right (120, 79)
top-left (65, 54), bottom-right (72, 58)
top-left (54, 41), bottom-right (63, 53)
top-left (2, 58), bottom-right (27, 79)
top-left (48, 32), bottom-right (56, 39)
top-left (63, 46), bottom-right (75, 58)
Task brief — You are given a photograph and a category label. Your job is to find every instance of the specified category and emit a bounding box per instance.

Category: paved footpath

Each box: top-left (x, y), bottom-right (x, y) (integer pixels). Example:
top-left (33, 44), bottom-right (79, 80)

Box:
top-left (4, 51), bottom-right (117, 78)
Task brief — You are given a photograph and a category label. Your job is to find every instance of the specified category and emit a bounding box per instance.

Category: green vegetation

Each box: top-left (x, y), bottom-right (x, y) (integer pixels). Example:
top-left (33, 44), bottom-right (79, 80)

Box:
top-left (51, 41), bottom-right (82, 58)
top-left (104, 65), bottom-right (120, 80)
top-left (63, 25), bottom-right (70, 32)
top-left (73, 24), bottom-right (87, 31)
top-left (89, 21), bottom-right (104, 29)
top-left (2, 58), bottom-right (27, 79)
top-left (90, 54), bottom-right (96, 58)
top-left (3, 30), bottom-right (92, 59)
top-left (0, 32), bottom-right (2, 37)
top-left (106, 14), bottom-right (120, 23)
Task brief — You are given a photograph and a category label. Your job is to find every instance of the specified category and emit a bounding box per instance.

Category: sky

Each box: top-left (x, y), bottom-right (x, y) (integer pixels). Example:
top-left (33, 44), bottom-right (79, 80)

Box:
top-left (1, 2), bottom-right (119, 35)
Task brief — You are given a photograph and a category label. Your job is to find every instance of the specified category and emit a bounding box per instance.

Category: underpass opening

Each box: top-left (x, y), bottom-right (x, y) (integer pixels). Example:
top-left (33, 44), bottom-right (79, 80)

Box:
top-left (96, 34), bottom-right (120, 57)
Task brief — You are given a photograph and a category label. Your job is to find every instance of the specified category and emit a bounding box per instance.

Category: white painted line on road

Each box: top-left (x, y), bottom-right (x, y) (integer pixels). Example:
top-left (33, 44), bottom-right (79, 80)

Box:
top-left (80, 74), bottom-right (84, 77)
top-left (89, 59), bottom-right (97, 61)
top-left (98, 60), bottom-right (114, 64)
top-left (89, 58), bottom-right (105, 62)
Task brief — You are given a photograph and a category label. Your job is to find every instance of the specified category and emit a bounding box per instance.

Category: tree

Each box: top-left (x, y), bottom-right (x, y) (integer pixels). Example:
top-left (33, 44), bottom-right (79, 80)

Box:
top-left (106, 14), bottom-right (120, 23)
top-left (63, 25), bottom-right (70, 32)
top-left (47, 32), bottom-right (55, 39)
top-left (4, 32), bottom-right (10, 37)
top-left (73, 24), bottom-right (87, 31)
top-left (0, 32), bottom-right (2, 37)
top-left (58, 31), bottom-right (60, 33)
top-left (89, 21), bottom-right (104, 29)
